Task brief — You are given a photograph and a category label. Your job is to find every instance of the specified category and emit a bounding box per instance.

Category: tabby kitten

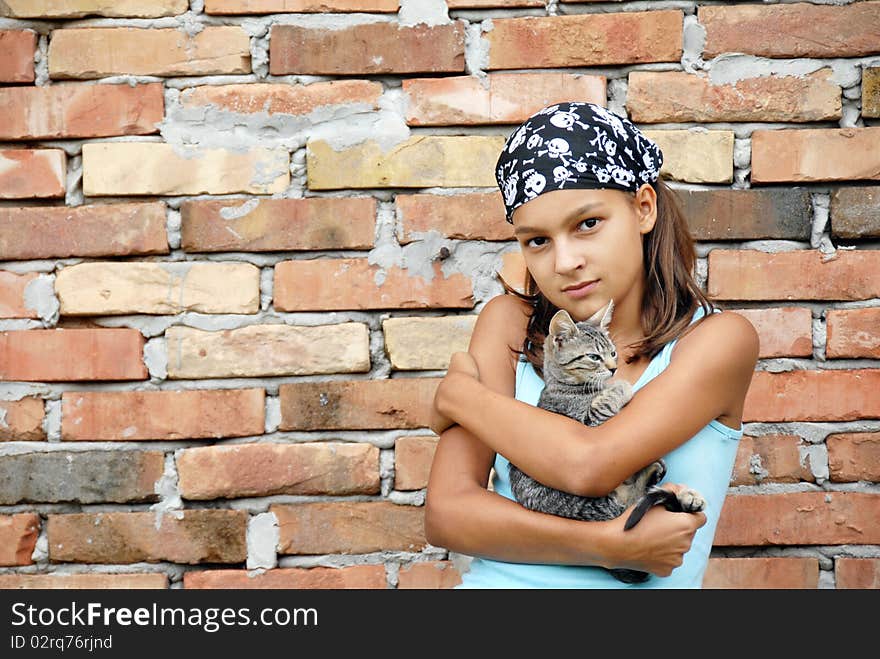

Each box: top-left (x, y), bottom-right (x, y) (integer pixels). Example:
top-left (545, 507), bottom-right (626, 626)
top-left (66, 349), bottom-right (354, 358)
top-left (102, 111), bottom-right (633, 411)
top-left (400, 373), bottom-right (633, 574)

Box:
top-left (508, 300), bottom-right (706, 583)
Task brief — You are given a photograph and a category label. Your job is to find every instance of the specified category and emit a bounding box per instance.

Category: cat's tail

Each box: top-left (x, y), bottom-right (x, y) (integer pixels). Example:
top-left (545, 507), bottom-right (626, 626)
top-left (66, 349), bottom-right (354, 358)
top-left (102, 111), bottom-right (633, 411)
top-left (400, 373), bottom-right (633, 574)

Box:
top-left (622, 487), bottom-right (684, 531)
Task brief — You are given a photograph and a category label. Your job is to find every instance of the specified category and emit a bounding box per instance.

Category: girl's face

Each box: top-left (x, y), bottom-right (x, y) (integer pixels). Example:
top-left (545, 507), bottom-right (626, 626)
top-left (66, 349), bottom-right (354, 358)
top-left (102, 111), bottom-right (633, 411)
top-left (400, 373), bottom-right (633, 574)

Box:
top-left (511, 185), bottom-right (657, 322)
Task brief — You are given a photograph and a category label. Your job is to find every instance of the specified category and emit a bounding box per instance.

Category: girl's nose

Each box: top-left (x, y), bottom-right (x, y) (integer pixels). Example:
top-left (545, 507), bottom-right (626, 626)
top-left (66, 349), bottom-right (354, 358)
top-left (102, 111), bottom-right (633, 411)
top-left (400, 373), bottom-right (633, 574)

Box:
top-left (554, 241), bottom-right (585, 274)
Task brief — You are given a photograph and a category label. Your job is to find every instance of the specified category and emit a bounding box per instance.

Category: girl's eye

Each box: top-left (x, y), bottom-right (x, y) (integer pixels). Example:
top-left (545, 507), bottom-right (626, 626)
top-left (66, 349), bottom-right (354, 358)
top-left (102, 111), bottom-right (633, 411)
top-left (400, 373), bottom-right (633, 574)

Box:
top-left (525, 236), bottom-right (547, 248)
top-left (578, 218), bottom-right (600, 230)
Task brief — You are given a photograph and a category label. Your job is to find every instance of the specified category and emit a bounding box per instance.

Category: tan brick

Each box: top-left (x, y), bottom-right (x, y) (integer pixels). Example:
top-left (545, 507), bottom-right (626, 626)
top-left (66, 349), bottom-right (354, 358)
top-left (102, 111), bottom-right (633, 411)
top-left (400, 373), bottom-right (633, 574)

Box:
top-left (184, 566), bottom-right (387, 589)
top-left (273, 502), bottom-right (426, 554)
top-left (394, 435), bottom-right (438, 491)
top-left (0, 149), bottom-right (65, 199)
top-left (206, 0), bottom-right (396, 14)
top-left (181, 80), bottom-right (382, 115)
top-left (178, 442), bottom-right (380, 499)
top-left (1, 0), bottom-right (187, 17)
top-left (270, 22), bottom-right (465, 76)
top-left (730, 434), bottom-right (815, 486)
top-left (714, 492), bottom-right (880, 546)
top-left (274, 259), bottom-right (474, 312)
top-left (0, 203), bottom-right (168, 261)
top-left (48, 510), bottom-right (247, 564)
top-left (0, 573), bottom-right (168, 589)
top-left (398, 560), bottom-right (462, 589)
top-left (487, 11), bottom-right (682, 70)
top-left (55, 262), bottom-right (260, 316)
top-left (0, 398), bottom-right (46, 441)
top-left (826, 308), bottom-right (880, 359)
top-left (729, 307), bottom-right (813, 358)
top-left (307, 136), bottom-right (504, 190)
top-left (864, 68), bottom-right (880, 119)
top-left (61, 388), bottom-right (264, 441)
top-left (0, 83), bottom-right (163, 140)
top-left (641, 130), bottom-right (733, 183)
top-left (181, 197), bottom-right (375, 253)
top-left (627, 70), bottom-right (840, 123)
top-left (676, 188), bottom-right (812, 242)
top-left (396, 192), bottom-right (512, 243)
top-left (831, 186), bottom-right (880, 238)
top-left (279, 378), bottom-right (439, 430)
top-left (0, 271), bottom-right (40, 319)
top-left (0, 513), bottom-right (40, 566)
top-left (403, 72), bottom-right (605, 126)
top-left (49, 26), bottom-right (251, 79)
top-left (827, 432), bottom-right (880, 482)
top-left (708, 250), bottom-right (880, 301)
top-left (0, 328), bottom-right (147, 382)
top-left (701, 2), bottom-right (880, 59)
top-left (165, 323), bottom-right (370, 379)
top-left (0, 30), bottom-right (36, 83)
top-left (383, 316), bottom-right (477, 370)
top-left (0, 450), bottom-right (165, 504)
top-left (702, 557), bottom-right (819, 589)
top-left (82, 143), bottom-right (289, 196)
top-left (835, 558), bottom-right (880, 589)
top-left (448, 0), bottom-right (540, 6)
top-left (744, 370), bottom-right (880, 423)
top-left (752, 127), bottom-right (880, 183)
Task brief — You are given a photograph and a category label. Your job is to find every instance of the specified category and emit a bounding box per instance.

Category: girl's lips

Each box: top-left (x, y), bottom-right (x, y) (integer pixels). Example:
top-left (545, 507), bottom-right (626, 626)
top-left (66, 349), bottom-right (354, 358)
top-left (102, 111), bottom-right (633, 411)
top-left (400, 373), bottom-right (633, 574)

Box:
top-left (563, 280), bottom-right (599, 299)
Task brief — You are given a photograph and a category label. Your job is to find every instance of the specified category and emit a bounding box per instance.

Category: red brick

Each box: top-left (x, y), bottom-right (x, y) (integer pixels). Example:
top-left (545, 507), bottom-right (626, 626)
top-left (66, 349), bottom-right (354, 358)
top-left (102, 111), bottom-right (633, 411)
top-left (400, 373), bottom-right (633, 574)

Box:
top-left (205, 0), bottom-right (397, 13)
top-left (708, 250), bottom-right (880, 301)
top-left (397, 561), bottom-right (462, 589)
top-left (394, 435), bottom-right (438, 491)
top-left (273, 258), bottom-right (474, 312)
top-left (184, 565), bottom-right (387, 589)
top-left (0, 513), bottom-right (40, 566)
top-left (273, 502), bottom-right (426, 554)
top-left (627, 70), bottom-right (840, 123)
top-left (835, 558), bottom-right (880, 589)
top-left (729, 307), bottom-right (813, 358)
top-left (0, 397), bottom-right (45, 441)
top-left (61, 388), bottom-right (264, 441)
top-left (701, 2), bottom-right (880, 59)
top-left (0, 149), bottom-right (66, 199)
top-left (487, 11), bottom-right (682, 70)
top-left (827, 432), bottom-right (880, 482)
top-left (831, 186), bottom-right (880, 238)
top-left (752, 127), bottom-right (880, 184)
top-left (702, 557), bottom-right (819, 589)
top-left (0, 329), bottom-right (147, 382)
top-left (396, 192), bottom-right (513, 243)
top-left (181, 197), bottom-right (375, 253)
top-left (403, 72), bottom-right (605, 125)
top-left (730, 434), bottom-right (814, 486)
top-left (0, 270), bottom-right (40, 319)
top-left (181, 80), bottom-right (381, 115)
top-left (0, 83), bottom-right (164, 140)
top-left (0, 573), bottom-right (168, 589)
top-left (177, 441), bottom-right (379, 499)
top-left (826, 308), bottom-right (880, 358)
top-left (270, 22), bottom-right (465, 75)
top-left (715, 492), bottom-right (880, 546)
top-left (448, 0), bottom-right (540, 6)
top-left (279, 378), bottom-right (439, 430)
top-left (0, 30), bottom-right (36, 83)
top-left (0, 202), bottom-right (169, 261)
top-left (2, 0), bottom-right (187, 18)
top-left (48, 510), bottom-right (247, 564)
top-left (744, 370), bottom-right (880, 423)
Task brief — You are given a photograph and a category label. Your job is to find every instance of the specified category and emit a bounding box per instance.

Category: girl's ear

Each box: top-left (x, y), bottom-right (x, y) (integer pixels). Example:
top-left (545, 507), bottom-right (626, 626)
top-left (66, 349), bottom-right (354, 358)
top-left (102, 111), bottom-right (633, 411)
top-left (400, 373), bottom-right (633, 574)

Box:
top-left (635, 183), bottom-right (658, 235)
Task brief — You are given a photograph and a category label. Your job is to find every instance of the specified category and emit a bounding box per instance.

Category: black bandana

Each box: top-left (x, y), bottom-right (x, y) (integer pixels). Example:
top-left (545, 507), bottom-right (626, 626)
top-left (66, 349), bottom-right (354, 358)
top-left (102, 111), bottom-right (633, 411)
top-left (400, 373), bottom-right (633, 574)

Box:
top-left (495, 101), bottom-right (664, 223)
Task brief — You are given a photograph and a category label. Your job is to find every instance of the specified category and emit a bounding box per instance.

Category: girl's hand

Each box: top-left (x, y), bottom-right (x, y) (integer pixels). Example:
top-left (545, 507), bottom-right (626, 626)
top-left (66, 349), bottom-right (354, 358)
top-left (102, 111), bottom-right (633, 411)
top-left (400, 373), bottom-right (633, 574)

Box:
top-left (608, 483), bottom-right (707, 577)
top-left (430, 351), bottom-right (481, 435)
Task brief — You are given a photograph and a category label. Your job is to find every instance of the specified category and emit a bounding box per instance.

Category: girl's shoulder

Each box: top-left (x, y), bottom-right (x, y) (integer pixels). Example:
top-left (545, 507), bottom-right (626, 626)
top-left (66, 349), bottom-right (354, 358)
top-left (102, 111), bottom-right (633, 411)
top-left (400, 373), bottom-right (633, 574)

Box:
top-left (476, 293), bottom-right (533, 344)
top-left (672, 308), bottom-right (760, 382)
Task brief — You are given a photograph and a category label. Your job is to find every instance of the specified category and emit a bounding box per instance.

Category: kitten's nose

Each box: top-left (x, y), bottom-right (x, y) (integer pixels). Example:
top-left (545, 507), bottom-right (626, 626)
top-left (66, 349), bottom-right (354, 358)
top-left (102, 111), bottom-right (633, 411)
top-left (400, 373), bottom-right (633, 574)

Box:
top-left (608, 367), bottom-right (616, 376)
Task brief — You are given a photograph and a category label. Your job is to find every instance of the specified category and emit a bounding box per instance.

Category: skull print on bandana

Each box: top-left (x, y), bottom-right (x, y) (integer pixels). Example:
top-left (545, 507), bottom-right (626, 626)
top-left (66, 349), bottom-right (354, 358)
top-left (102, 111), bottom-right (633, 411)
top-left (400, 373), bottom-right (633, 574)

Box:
top-left (495, 101), bottom-right (664, 223)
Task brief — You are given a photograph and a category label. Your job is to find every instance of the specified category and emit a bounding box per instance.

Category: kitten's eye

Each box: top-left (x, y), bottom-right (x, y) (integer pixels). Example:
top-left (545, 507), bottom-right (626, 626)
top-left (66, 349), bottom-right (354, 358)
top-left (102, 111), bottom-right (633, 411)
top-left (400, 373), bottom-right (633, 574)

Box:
top-left (588, 354), bottom-right (600, 361)
top-left (611, 350), bottom-right (617, 358)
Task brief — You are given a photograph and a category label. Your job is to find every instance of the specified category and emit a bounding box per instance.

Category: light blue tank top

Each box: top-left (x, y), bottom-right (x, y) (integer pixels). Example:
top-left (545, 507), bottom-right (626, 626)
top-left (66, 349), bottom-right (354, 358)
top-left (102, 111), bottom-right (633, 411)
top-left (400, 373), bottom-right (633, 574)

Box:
top-left (456, 305), bottom-right (742, 589)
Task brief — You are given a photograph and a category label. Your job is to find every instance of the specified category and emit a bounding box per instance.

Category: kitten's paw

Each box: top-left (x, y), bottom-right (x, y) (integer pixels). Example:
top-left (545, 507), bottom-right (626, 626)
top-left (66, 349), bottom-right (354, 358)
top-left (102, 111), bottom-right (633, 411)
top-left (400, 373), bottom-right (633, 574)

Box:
top-left (645, 460), bottom-right (666, 487)
top-left (676, 488), bottom-right (706, 513)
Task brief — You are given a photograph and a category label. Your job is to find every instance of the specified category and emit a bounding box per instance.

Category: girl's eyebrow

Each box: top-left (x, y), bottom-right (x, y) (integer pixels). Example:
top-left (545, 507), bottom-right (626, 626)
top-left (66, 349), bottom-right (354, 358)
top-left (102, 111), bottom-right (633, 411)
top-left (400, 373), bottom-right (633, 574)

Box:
top-left (513, 202), bottom-right (605, 236)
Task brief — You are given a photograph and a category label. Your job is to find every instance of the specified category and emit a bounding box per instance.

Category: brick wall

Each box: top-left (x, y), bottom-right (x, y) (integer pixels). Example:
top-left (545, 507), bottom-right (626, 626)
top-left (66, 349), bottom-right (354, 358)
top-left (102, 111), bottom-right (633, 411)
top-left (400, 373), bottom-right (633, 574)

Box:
top-left (0, 0), bottom-right (878, 591)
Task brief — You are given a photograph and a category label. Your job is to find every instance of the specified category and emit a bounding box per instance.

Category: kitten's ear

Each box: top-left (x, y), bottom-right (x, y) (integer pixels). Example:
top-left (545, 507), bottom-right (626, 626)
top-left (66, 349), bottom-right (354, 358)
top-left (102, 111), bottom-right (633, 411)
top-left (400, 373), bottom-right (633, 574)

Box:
top-left (585, 299), bottom-right (614, 330)
top-left (549, 309), bottom-right (578, 338)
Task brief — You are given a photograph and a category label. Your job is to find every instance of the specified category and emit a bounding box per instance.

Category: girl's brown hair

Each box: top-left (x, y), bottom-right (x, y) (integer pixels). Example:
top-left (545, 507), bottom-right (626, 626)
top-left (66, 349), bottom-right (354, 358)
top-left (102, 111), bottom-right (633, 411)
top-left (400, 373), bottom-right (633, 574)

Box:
top-left (498, 177), bottom-right (718, 378)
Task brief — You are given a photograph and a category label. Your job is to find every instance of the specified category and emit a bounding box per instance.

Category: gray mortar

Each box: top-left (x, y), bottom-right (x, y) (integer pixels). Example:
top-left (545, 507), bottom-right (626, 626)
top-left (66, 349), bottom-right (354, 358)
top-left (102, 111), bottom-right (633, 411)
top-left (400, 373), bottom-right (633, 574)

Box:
top-left (143, 337), bottom-right (168, 381)
top-left (22, 275), bottom-right (59, 325)
top-left (399, 0), bottom-right (451, 26)
top-left (464, 20), bottom-right (491, 78)
top-left (681, 12), bottom-right (706, 74)
top-left (247, 511), bottom-right (278, 570)
top-left (264, 395), bottom-right (281, 434)
top-left (379, 448), bottom-right (395, 497)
